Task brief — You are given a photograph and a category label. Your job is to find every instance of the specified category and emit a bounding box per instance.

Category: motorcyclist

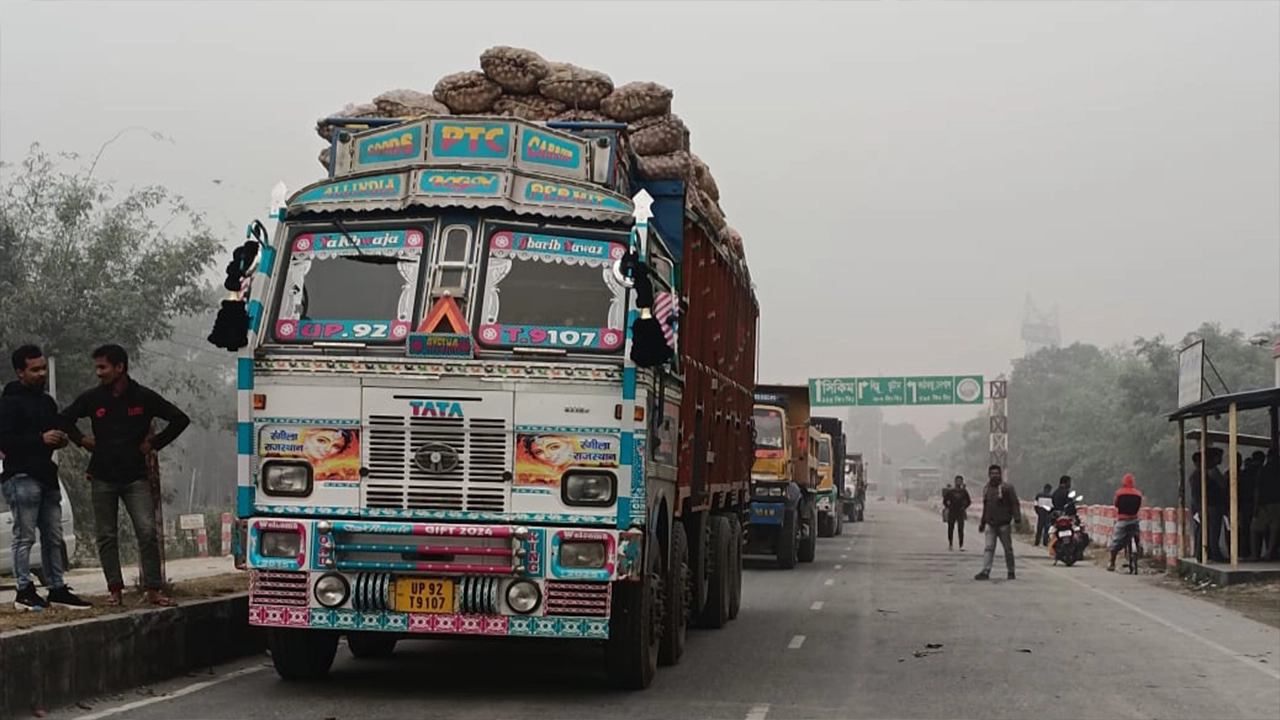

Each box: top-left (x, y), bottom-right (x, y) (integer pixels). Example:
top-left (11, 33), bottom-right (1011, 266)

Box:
top-left (1108, 473), bottom-right (1144, 571)
top-left (1051, 475), bottom-right (1075, 515)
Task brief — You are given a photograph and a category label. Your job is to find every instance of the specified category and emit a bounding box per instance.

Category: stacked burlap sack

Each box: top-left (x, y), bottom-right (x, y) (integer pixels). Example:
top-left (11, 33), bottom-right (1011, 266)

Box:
top-left (310, 46), bottom-right (742, 262)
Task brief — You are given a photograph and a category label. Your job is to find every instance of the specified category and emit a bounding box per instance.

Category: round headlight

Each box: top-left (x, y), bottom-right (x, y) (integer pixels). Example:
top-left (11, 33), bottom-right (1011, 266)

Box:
top-left (315, 573), bottom-right (350, 608)
top-left (506, 580), bottom-right (541, 614)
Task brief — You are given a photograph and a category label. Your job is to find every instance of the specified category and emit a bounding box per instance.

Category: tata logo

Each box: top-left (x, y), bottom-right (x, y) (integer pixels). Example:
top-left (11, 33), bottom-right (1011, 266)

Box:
top-left (410, 400), bottom-right (464, 418)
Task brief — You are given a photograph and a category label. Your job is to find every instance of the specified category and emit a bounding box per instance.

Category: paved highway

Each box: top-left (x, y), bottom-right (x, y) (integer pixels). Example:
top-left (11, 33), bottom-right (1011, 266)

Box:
top-left (53, 502), bottom-right (1280, 720)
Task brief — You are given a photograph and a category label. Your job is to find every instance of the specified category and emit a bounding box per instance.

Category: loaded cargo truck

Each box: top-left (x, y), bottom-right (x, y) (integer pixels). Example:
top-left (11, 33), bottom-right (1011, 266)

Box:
top-left (209, 108), bottom-right (757, 689)
top-left (810, 416), bottom-right (846, 537)
top-left (747, 384), bottom-right (820, 568)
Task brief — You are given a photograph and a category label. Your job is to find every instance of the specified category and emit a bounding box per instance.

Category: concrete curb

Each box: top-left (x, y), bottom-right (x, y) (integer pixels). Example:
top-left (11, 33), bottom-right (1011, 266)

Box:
top-left (0, 593), bottom-right (263, 716)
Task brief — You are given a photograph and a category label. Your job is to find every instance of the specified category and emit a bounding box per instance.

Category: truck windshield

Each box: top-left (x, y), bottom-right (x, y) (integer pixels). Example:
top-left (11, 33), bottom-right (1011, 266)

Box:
top-left (753, 409), bottom-right (784, 449)
top-left (271, 227), bottom-right (425, 344)
top-left (818, 438), bottom-right (831, 465)
top-left (476, 230), bottom-right (627, 353)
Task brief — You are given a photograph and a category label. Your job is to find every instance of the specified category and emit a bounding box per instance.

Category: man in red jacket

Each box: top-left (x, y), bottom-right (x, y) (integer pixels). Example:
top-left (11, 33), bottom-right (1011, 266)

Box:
top-left (1108, 473), bottom-right (1144, 571)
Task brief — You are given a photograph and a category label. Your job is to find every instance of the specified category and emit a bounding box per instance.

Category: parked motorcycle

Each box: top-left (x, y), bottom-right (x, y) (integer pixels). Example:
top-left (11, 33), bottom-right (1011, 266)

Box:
top-left (1049, 491), bottom-right (1090, 566)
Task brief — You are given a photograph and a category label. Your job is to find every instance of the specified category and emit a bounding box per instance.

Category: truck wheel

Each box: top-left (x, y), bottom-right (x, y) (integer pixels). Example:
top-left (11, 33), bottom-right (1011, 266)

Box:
top-left (857, 505), bottom-right (865, 522)
top-left (799, 504), bottom-right (818, 563)
top-left (818, 513), bottom-right (834, 538)
top-left (689, 514), bottom-right (711, 620)
top-left (834, 510), bottom-right (844, 536)
top-left (697, 515), bottom-right (732, 629)
top-left (659, 523), bottom-right (689, 666)
top-left (268, 628), bottom-right (339, 681)
top-left (606, 538), bottom-right (661, 690)
top-left (727, 515), bottom-right (743, 620)
top-left (346, 631), bottom-right (397, 659)
top-left (777, 508), bottom-right (799, 570)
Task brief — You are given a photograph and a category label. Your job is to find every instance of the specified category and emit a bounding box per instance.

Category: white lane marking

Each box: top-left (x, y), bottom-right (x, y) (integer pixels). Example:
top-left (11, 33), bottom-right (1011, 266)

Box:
top-left (811, 601), bottom-right (824, 610)
top-left (1033, 564), bottom-right (1280, 681)
top-left (841, 554), bottom-right (848, 559)
top-left (75, 664), bottom-right (268, 720)
top-left (788, 634), bottom-right (806, 649)
top-left (824, 578), bottom-right (835, 586)
top-left (745, 703), bottom-right (771, 720)
top-left (834, 564), bottom-right (843, 570)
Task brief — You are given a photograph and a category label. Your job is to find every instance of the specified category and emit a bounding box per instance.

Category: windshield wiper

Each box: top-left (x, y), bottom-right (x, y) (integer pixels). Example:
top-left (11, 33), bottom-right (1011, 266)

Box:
top-left (323, 218), bottom-right (399, 264)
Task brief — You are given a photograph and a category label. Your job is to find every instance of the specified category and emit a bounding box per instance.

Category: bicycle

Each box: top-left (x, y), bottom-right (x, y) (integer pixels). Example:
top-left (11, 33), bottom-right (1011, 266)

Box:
top-left (1124, 534), bottom-right (1140, 575)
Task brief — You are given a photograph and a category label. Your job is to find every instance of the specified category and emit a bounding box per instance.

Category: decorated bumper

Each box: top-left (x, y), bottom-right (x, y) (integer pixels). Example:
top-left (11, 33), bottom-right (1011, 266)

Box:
top-left (246, 518), bottom-right (642, 640)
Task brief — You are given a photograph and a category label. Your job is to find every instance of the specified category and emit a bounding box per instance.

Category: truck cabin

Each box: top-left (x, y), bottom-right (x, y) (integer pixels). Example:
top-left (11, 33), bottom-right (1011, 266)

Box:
top-left (266, 116), bottom-right (682, 366)
top-left (816, 433), bottom-right (834, 491)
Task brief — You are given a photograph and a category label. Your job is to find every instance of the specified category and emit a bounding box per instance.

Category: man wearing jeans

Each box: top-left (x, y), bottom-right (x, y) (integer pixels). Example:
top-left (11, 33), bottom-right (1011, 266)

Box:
top-left (61, 344), bottom-right (189, 606)
top-left (0, 345), bottom-right (91, 610)
top-left (975, 464), bottom-right (1022, 581)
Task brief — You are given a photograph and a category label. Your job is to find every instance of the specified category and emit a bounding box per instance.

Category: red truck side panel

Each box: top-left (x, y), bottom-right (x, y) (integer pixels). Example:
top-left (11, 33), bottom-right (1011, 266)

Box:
top-left (676, 219), bottom-right (758, 515)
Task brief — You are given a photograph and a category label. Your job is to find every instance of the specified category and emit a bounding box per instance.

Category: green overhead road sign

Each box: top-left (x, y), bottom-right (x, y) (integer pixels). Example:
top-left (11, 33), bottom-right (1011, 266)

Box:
top-left (809, 375), bottom-right (985, 407)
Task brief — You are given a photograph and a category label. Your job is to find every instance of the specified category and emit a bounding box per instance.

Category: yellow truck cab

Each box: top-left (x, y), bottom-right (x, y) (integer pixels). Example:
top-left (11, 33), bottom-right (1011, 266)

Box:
top-left (748, 385), bottom-right (820, 568)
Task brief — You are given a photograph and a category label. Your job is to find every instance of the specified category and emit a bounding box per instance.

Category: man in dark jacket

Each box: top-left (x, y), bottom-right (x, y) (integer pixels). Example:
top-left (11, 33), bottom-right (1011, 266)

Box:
top-left (1051, 475), bottom-right (1074, 514)
top-left (61, 344), bottom-right (190, 606)
top-left (1034, 483), bottom-right (1054, 546)
top-left (0, 345), bottom-right (91, 610)
top-left (942, 476), bottom-right (972, 551)
top-left (975, 464), bottom-right (1021, 581)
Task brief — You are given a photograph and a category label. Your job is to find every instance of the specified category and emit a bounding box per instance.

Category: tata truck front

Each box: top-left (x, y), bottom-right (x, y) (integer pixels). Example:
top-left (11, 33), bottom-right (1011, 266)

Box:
top-left (211, 112), bottom-right (754, 690)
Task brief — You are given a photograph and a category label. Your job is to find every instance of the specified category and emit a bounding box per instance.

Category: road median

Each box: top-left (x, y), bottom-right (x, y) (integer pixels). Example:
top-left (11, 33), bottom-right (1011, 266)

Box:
top-left (0, 590), bottom-right (263, 717)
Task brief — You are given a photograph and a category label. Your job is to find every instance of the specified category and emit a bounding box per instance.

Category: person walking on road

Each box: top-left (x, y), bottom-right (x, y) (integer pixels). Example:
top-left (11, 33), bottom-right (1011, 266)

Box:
top-left (943, 475), bottom-right (972, 551)
top-left (61, 344), bottom-right (190, 607)
top-left (1034, 483), bottom-right (1054, 546)
top-left (0, 345), bottom-right (92, 611)
top-left (975, 464), bottom-right (1022, 581)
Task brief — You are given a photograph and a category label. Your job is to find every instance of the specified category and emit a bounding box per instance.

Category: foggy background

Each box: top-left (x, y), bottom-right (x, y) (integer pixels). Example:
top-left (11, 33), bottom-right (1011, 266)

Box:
top-left (2, 1), bottom-right (1277, 521)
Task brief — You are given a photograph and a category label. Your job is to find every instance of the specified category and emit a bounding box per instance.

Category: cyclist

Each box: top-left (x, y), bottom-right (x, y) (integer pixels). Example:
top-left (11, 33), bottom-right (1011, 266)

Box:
top-left (1108, 473), bottom-right (1144, 571)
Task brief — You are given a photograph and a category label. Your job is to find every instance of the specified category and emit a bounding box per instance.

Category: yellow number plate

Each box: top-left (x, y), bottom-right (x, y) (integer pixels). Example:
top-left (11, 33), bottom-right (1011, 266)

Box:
top-left (393, 578), bottom-right (454, 614)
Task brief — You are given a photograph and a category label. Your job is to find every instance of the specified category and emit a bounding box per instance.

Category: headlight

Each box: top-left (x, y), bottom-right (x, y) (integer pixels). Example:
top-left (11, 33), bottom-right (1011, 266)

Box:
top-left (752, 483), bottom-right (786, 499)
top-left (559, 541), bottom-right (608, 568)
top-left (260, 530), bottom-right (302, 558)
top-left (561, 472), bottom-right (616, 506)
top-left (506, 580), bottom-right (541, 614)
top-left (314, 573), bottom-right (349, 608)
top-left (262, 461), bottom-right (313, 497)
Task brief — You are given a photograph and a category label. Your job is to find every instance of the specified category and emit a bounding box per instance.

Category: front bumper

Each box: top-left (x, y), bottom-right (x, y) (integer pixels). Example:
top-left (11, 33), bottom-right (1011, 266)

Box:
top-left (245, 518), bottom-right (642, 640)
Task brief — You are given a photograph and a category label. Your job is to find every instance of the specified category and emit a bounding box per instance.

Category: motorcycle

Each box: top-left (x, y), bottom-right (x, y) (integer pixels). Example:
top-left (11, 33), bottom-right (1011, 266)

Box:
top-left (1048, 491), bottom-right (1090, 567)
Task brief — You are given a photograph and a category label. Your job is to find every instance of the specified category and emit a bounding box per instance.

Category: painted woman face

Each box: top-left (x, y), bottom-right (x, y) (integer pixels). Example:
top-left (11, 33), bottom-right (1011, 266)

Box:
top-left (530, 436), bottom-right (574, 466)
top-left (303, 429), bottom-right (347, 460)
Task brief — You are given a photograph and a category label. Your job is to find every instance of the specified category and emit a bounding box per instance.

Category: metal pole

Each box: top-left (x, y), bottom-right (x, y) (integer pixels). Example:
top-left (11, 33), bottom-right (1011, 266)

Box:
top-left (1229, 403), bottom-right (1239, 570)
top-left (146, 420), bottom-right (168, 590)
top-left (1177, 419), bottom-right (1186, 560)
top-left (1200, 415), bottom-right (1209, 564)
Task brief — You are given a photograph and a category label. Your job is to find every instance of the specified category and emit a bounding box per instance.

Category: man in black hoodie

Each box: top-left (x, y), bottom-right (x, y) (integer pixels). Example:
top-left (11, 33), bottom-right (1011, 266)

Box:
top-left (61, 344), bottom-right (189, 606)
top-left (0, 345), bottom-right (91, 610)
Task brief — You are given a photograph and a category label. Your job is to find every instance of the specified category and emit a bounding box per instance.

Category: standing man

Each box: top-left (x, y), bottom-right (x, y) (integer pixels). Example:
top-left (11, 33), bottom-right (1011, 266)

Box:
top-left (975, 464), bottom-right (1022, 581)
top-left (61, 344), bottom-right (189, 606)
top-left (1034, 483), bottom-right (1054, 546)
top-left (0, 345), bottom-right (91, 610)
top-left (942, 475), bottom-right (972, 551)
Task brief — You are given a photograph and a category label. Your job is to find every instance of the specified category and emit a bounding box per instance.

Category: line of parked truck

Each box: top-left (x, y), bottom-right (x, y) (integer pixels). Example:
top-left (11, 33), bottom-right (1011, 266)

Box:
top-left (746, 384), bottom-right (867, 569)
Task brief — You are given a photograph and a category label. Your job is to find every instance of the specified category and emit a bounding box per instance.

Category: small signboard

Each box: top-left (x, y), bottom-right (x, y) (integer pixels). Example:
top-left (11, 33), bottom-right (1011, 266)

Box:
top-left (1177, 340), bottom-right (1205, 408)
top-left (179, 513), bottom-right (206, 531)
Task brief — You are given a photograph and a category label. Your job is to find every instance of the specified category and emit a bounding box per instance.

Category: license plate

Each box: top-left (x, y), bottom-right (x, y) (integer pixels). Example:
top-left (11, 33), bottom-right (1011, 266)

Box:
top-left (393, 578), bottom-right (454, 613)
top-left (1058, 530), bottom-right (1073, 538)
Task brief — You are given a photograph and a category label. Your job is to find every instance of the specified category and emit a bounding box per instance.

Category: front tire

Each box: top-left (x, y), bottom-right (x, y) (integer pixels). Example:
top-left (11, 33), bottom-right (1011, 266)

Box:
top-left (727, 515), bottom-right (743, 620)
top-left (799, 503), bottom-right (818, 563)
top-left (777, 508), bottom-right (799, 570)
top-left (606, 538), bottom-right (661, 690)
top-left (268, 628), bottom-right (339, 681)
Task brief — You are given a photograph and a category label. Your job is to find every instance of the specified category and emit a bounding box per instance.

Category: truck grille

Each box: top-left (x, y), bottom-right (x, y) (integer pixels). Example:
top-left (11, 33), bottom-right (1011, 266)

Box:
top-left (249, 570), bottom-right (308, 606)
top-left (364, 415), bottom-right (510, 513)
top-left (545, 581), bottom-right (611, 617)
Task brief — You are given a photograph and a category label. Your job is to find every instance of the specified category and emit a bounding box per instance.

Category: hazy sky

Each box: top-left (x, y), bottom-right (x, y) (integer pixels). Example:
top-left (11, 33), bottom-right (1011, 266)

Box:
top-left (2, 1), bottom-right (1277, 436)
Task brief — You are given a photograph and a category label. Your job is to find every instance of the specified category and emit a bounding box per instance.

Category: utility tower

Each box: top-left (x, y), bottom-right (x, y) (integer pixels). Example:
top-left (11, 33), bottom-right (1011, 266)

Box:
top-left (1021, 294), bottom-right (1061, 356)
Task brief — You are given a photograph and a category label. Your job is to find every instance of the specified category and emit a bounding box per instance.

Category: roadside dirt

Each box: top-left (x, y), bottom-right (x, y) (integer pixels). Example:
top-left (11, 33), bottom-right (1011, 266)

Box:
top-left (1153, 574), bottom-right (1280, 630)
top-left (0, 573), bottom-right (247, 633)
